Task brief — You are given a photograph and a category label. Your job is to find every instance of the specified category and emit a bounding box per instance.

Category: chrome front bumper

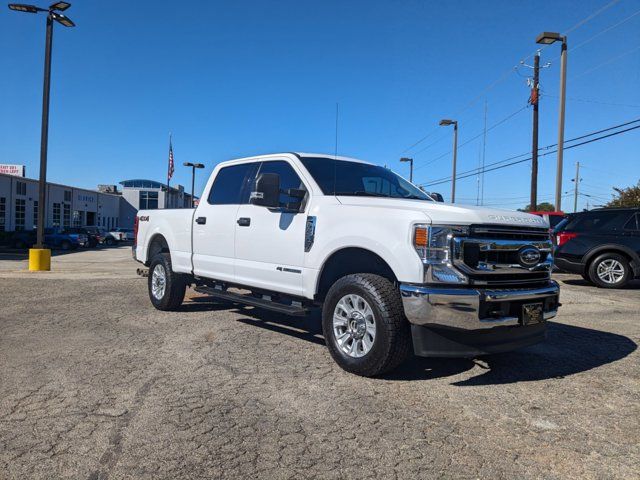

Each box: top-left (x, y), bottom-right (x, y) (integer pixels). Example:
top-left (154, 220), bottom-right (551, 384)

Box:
top-left (400, 281), bottom-right (560, 330)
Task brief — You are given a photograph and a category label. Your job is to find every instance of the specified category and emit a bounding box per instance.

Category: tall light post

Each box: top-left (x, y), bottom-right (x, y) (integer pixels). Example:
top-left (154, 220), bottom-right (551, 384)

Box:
top-left (183, 162), bottom-right (204, 207)
top-left (9, 2), bottom-right (75, 271)
top-left (439, 119), bottom-right (458, 203)
top-left (399, 157), bottom-right (413, 183)
top-left (536, 32), bottom-right (567, 212)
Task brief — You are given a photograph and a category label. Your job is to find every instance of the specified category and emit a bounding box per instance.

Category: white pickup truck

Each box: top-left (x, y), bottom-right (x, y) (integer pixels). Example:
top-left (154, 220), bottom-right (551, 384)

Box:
top-left (134, 153), bottom-right (560, 376)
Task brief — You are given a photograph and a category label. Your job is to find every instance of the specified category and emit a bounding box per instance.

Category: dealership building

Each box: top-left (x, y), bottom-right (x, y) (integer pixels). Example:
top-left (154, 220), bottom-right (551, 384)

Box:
top-left (0, 169), bottom-right (195, 233)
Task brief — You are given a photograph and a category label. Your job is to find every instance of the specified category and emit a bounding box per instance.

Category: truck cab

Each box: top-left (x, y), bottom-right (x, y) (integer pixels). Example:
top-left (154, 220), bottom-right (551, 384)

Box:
top-left (134, 153), bottom-right (560, 376)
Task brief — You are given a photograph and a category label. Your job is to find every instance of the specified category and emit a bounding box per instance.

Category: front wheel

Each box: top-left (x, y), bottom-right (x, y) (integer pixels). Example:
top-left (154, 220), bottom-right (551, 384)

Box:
top-left (322, 274), bottom-right (411, 377)
top-left (148, 252), bottom-right (187, 310)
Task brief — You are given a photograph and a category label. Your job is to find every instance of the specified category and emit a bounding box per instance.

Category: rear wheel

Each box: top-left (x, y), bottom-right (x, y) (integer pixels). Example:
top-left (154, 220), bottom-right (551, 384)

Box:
top-left (61, 240), bottom-right (71, 251)
top-left (148, 252), bottom-right (187, 310)
top-left (588, 253), bottom-right (630, 289)
top-left (105, 237), bottom-right (115, 246)
top-left (322, 273), bottom-right (411, 377)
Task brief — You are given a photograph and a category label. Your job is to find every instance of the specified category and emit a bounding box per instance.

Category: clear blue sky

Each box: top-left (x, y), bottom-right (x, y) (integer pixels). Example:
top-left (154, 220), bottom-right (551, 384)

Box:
top-left (1, 0), bottom-right (639, 211)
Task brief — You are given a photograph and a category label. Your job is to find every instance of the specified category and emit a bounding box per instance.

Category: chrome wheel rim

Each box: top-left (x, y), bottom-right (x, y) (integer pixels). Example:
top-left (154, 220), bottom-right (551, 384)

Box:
top-left (151, 264), bottom-right (167, 299)
top-left (596, 259), bottom-right (625, 284)
top-left (332, 294), bottom-right (376, 358)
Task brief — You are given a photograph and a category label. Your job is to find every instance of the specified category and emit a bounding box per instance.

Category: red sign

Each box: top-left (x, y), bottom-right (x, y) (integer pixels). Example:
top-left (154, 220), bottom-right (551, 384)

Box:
top-left (0, 164), bottom-right (25, 177)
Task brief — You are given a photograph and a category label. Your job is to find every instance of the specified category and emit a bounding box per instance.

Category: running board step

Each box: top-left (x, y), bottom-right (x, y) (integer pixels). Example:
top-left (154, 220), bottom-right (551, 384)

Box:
top-left (193, 286), bottom-right (308, 316)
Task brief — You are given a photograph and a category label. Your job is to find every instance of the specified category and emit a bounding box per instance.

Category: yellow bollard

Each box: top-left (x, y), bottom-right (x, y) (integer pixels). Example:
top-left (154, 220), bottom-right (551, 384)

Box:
top-left (29, 249), bottom-right (51, 271)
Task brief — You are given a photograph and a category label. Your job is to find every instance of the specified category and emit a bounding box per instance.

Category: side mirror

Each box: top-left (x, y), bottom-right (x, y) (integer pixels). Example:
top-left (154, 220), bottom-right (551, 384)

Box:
top-left (250, 173), bottom-right (280, 208)
top-left (429, 192), bottom-right (445, 202)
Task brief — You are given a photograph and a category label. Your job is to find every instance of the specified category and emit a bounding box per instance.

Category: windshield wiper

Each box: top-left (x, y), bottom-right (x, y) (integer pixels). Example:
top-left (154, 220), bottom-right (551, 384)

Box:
top-left (403, 195), bottom-right (430, 200)
top-left (335, 191), bottom-right (389, 197)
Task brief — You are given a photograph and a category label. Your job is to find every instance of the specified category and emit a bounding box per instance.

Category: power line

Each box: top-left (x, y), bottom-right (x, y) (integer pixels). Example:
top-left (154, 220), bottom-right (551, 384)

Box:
top-left (422, 117), bottom-right (640, 184)
top-left (571, 44), bottom-right (640, 80)
top-left (413, 105), bottom-right (528, 171)
top-left (569, 7), bottom-right (640, 54)
top-left (420, 121), bottom-right (640, 187)
top-left (545, 94), bottom-right (640, 109)
top-left (400, 0), bottom-right (624, 155)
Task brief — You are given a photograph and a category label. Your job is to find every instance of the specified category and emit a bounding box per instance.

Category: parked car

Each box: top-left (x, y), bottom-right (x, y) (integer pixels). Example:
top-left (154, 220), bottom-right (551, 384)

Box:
top-left (133, 152), bottom-right (560, 377)
top-left (554, 208), bottom-right (640, 288)
top-left (10, 228), bottom-right (88, 250)
top-left (63, 227), bottom-right (103, 248)
top-left (82, 226), bottom-right (107, 246)
top-left (115, 228), bottom-right (134, 241)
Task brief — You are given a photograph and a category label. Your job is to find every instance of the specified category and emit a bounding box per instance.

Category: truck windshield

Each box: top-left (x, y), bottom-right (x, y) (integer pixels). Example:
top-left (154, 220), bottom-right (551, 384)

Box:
top-left (299, 156), bottom-right (433, 201)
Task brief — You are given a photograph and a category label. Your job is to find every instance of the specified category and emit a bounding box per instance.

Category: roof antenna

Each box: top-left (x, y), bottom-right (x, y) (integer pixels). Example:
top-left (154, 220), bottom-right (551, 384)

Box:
top-left (333, 102), bottom-right (339, 196)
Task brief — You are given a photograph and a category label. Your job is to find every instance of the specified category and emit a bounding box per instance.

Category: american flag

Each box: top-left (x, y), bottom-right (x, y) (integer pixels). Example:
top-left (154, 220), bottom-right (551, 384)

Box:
top-left (167, 138), bottom-right (175, 181)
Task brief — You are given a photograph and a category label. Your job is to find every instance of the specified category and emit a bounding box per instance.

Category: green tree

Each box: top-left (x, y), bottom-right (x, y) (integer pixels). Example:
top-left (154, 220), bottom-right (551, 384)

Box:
top-left (519, 202), bottom-right (555, 212)
top-left (605, 181), bottom-right (640, 208)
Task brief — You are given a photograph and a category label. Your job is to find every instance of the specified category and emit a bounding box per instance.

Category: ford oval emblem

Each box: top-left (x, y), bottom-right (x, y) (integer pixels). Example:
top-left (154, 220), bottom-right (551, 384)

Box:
top-left (518, 246), bottom-right (541, 267)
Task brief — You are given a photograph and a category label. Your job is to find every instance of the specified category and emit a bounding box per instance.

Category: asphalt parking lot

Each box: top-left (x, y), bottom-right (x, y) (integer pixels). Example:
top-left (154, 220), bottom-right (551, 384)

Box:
top-left (1, 246), bottom-right (639, 479)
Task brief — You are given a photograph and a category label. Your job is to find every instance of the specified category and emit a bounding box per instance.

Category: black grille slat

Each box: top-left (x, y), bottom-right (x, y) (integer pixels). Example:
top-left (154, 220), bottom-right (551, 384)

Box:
top-left (456, 225), bottom-right (552, 287)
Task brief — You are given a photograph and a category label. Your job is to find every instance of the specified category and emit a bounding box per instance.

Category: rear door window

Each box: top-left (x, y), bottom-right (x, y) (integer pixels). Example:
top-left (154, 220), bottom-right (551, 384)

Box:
top-left (208, 163), bottom-right (258, 205)
top-left (563, 211), bottom-right (626, 232)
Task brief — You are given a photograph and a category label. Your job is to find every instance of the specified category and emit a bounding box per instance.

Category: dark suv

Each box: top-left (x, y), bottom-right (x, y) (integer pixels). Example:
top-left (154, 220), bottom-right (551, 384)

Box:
top-left (554, 208), bottom-right (640, 288)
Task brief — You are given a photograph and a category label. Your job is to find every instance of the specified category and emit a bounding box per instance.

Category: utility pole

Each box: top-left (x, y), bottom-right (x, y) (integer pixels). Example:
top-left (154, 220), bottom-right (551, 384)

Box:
top-left (530, 51), bottom-right (540, 211)
top-left (573, 161), bottom-right (581, 213)
top-left (481, 100), bottom-right (487, 205)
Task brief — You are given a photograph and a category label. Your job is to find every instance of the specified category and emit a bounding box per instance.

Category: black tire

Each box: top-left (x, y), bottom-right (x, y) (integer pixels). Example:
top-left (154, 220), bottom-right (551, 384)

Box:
top-left (105, 237), bottom-right (115, 246)
top-left (322, 273), bottom-right (411, 377)
top-left (61, 240), bottom-right (71, 251)
top-left (588, 252), bottom-right (631, 289)
top-left (580, 272), bottom-right (593, 284)
top-left (148, 252), bottom-right (187, 311)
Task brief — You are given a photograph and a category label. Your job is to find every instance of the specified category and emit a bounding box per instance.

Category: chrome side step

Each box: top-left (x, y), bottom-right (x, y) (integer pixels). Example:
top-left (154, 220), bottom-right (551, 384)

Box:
top-left (193, 286), bottom-right (308, 316)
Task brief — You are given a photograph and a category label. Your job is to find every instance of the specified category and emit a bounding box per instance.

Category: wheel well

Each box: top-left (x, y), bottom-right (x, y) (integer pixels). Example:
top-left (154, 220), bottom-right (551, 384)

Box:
top-left (146, 234), bottom-right (169, 265)
top-left (585, 248), bottom-right (633, 273)
top-left (315, 248), bottom-right (397, 301)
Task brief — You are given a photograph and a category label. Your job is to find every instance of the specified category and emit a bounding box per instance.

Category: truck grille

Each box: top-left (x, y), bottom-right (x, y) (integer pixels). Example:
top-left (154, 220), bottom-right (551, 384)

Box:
top-left (452, 225), bottom-right (552, 287)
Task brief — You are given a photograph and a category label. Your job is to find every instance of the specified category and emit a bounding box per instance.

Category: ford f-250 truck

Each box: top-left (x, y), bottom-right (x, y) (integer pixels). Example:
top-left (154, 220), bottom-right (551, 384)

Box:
top-left (133, 153), bottom-right (560, 376)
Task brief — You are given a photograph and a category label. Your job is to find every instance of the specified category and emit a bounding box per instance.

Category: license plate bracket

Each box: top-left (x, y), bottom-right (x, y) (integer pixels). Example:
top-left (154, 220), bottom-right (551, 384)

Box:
top-left (522, 302), bottom-right (543, 325)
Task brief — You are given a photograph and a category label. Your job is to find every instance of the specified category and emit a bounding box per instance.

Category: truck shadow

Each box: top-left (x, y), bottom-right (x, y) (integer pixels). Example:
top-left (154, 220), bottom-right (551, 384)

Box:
top-left (187, 297), bottom-right (637, 385)
top-left (386, 321), bottom-right (637, 384)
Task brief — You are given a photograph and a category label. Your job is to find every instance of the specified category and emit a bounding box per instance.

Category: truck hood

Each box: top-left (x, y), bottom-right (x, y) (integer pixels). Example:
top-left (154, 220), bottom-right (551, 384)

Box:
top-left (335, 196), bottom-right (549, 228)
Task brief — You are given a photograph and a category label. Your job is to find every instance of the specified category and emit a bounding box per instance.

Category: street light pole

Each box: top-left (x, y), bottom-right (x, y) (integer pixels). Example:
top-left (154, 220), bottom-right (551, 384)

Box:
top-left (399, 157), bottom-right (413, 183)
top-left (556, 37), bottom-right (568, 212)
top-left (451, 122), bottom-right (458, 203)
top-left (439, 119), bottom-right (458, 203)
top-left (9, 2), bottom-right (75, 270)
top-left (36, 13), bottom-right (53, 249)
top-left (536, 32), bottom-right (568, 212)
top-left (183, 162), bottom-right (204, 207)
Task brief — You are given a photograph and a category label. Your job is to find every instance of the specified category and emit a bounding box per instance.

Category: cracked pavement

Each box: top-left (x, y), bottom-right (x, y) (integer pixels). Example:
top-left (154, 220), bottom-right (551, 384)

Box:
top-left (0, 246), bottom-right (639, 479)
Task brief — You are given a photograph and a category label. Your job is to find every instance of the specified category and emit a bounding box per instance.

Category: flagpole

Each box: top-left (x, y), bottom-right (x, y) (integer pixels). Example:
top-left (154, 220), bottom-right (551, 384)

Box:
top-left (166, 132), bottom-right (171, 208)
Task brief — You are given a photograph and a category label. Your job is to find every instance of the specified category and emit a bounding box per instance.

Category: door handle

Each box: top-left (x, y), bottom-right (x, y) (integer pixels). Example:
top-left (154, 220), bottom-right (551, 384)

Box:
top-left (237, 217), bottom-right (251, 227)
top-left (195, 217), bottom-right (207, 225)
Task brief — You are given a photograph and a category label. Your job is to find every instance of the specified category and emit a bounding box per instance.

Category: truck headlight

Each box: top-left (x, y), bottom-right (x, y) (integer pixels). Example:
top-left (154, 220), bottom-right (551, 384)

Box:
top-left (413, 224), bottom-right (468, 284)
